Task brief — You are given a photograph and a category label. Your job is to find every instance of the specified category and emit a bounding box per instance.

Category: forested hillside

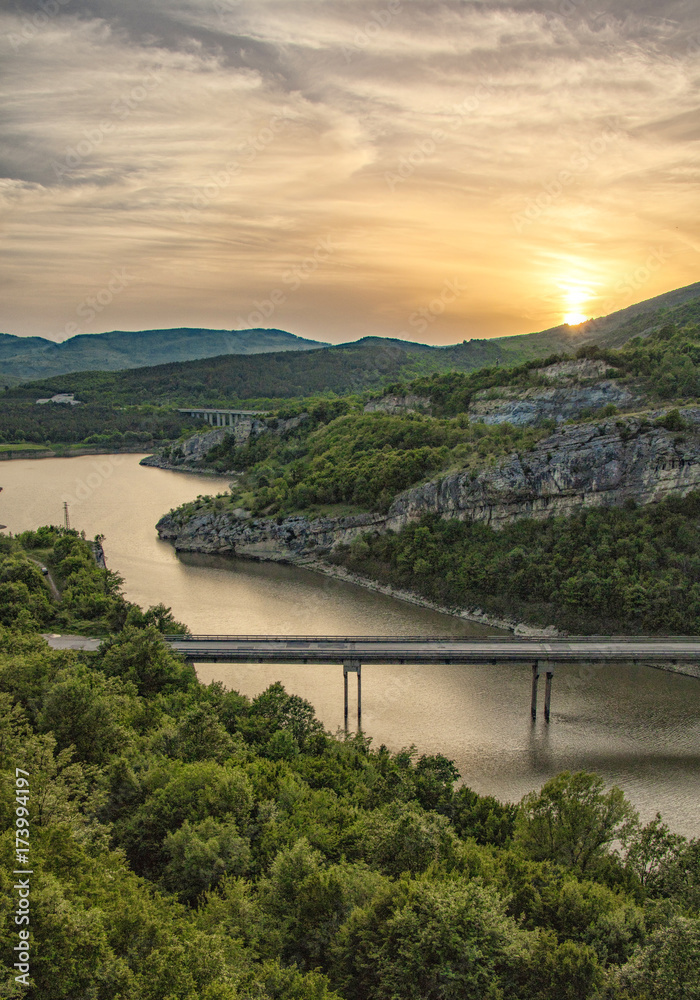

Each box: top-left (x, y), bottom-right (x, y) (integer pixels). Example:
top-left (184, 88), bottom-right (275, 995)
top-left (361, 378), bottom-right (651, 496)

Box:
top-left (3, 281), bottom-right (699, 400)
top-left (3, 337), bottom-right (519, 408)
top-left (173, 320), bottom-right (700, 516)
top-left (0, 402), bottom-right (195, 450)
top-left (157, 319), bottom-right (700, 635)
top-left (494, 281), bottom-right (700, 358)
top-left (4, 315), bottom-right (697, 452)
top-left (333, 492), bottom-right (700, 635)
top-left (1, 291), bottom-right (698, 456)
top-left (0, 529), bottom-right (699, 998)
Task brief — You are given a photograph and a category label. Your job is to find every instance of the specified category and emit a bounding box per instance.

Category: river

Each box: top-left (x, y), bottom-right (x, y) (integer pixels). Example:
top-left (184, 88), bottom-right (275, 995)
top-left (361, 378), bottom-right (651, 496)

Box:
top-left (1, 453), bottom-right (699, 836)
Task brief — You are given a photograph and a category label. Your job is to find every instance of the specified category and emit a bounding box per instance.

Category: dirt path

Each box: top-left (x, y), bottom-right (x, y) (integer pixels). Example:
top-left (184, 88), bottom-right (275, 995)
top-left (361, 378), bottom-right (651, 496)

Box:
top-left (28, 557), bottom-right (60, 601)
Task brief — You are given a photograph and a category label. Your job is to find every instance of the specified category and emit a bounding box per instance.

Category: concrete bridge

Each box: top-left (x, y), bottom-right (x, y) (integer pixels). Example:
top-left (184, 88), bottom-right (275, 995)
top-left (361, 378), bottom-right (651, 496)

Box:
top-left (164, 635), bottom-right (700, 730)
top-left (178, 407), bottom-right (268, 427)
top-left (45, 633), bottom-right (700, 731)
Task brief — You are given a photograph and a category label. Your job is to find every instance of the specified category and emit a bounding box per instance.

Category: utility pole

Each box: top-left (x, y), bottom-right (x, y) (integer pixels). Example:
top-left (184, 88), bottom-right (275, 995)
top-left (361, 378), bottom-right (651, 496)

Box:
top-left (63, 502), bottom-right (70, 530)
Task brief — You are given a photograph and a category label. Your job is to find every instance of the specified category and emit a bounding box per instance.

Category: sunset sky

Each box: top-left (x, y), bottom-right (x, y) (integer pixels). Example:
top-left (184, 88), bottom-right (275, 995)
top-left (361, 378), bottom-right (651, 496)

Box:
top-left (1, 0), bottom-right (699, 344)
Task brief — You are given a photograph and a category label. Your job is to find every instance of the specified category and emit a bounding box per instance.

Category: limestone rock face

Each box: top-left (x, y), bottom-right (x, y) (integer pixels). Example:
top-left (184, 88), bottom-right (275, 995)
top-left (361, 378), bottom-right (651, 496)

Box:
top-left (156, 508), bottom-right (387, 559)
top-left (538, 358), bottom-right (610, 382)
top-left (385, 411), bottom-right (700, 529)
top-left (468, 381), bottom-right (636, 426)
top-left (156, 409), bottom-right (700, 557)
top-left (141, 427), bottom-right (237, 470)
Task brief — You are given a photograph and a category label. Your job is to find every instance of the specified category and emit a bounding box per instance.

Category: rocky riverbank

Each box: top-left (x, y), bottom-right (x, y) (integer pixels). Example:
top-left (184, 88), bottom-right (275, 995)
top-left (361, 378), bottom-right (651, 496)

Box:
top-left (140, 427), bottom-right (237, 473)
top-left (293, 558), bottom-right (561, 636)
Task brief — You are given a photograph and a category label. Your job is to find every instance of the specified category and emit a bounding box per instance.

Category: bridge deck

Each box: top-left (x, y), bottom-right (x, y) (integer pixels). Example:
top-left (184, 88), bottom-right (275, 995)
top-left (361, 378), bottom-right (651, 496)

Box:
top-left (43, 633), bottom-right (700, 726)
top-left (164, 635), bottom-right (700, 665)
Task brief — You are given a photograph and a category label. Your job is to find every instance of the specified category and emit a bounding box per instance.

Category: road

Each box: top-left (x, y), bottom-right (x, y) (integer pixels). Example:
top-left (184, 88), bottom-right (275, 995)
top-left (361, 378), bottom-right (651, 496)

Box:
top-left (42, 633), bottom-right (700, 725)
top-left (39, 633), bottom-right (700, 666)
top-left (43, 634), bottom-right (101, 651)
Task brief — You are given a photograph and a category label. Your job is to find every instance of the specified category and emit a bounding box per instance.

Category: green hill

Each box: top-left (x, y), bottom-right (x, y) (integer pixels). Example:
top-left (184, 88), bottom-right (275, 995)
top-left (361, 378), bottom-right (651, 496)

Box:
top-left (0, 327), bottom-right (327, 383)
top-left (6, 282), bottom-right (699, 408)
top-left (493, 280), bottom-right (700, 358)
top-left (3, 337), bottom-right (519, 407)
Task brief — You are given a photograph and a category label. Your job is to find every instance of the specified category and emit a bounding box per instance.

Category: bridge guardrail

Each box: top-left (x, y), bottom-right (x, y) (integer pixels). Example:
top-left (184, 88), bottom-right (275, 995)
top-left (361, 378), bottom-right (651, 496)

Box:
top-left (164, 634), bottom-right (700, 643)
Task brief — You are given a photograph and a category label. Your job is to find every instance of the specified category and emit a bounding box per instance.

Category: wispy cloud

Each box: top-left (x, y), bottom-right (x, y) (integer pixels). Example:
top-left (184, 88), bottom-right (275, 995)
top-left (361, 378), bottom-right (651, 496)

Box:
top-left (1, 0), bottom-right (699, 342)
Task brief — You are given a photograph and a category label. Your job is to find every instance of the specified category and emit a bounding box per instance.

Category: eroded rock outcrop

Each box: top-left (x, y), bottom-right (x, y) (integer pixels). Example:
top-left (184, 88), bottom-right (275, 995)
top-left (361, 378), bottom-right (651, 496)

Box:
top-left (156, 508), bottom-right (388, 560)
top-left (157, 409), bottom-right (700, 558)
top-left (141, 427), bottom-right (239, 471)
top-left (386, 410), bottom-right (700, 529)
top-left (142, 413), bottom-right (307, 472)
top-left (468, 380), bottom-right (637, 426)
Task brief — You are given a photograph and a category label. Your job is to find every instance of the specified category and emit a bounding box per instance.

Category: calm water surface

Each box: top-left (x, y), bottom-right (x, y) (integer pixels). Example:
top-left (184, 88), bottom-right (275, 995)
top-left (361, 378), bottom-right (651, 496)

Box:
top-left (1, 453), bottom-right (699, 836)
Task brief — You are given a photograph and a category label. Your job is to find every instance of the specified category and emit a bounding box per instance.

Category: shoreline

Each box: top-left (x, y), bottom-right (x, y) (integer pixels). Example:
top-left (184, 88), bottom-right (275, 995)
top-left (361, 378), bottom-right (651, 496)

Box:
top-left (139, 456), bottom-right (234, 476)
top-left (294, 558), bottom-right (700, 678)
top-left (0, 444), bottom-right (161, 461)
top-left (291, 555), bottom-right (556, 636)
top-left (170, 544), bottom-right (700, 680)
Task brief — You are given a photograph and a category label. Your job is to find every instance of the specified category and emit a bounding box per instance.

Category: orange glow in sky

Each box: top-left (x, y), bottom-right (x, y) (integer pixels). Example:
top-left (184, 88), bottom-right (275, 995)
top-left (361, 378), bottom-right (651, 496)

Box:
top-left (0, 2), bottom-right (698, 343)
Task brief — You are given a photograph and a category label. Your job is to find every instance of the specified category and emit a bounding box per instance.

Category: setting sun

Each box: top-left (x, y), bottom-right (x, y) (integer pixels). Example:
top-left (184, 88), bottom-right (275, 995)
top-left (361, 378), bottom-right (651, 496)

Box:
top-left (564, 312), bottom-right (588, 326)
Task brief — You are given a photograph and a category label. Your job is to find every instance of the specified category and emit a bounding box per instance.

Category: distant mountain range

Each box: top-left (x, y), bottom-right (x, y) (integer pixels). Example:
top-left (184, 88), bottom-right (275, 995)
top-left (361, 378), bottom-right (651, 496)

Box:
top-left (8, 282), bottom-right (699, 407)
top-left (0, 327), bottom-right (327, 383)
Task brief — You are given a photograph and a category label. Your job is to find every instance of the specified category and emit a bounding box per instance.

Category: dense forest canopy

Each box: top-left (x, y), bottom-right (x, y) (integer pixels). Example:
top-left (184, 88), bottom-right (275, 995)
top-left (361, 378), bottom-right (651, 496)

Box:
top-left (332, 492), bottom-right (700, 635)
top-left (1, 338), bottom-right (518, 409)
top-left (198, 403), bottom-right (546, 516)
top-left (0, 529), bottom-right (698, 998)
top-left (0, 402), bottom-right (195, 448)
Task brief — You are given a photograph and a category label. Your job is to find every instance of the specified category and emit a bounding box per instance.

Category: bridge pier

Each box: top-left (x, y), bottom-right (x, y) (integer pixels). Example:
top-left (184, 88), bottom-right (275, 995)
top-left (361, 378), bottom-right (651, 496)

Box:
top-left (343, 660), bottom-right (362, 732)
top-left (544, 669), bottom-right (554, 723)
top-left (531, 661), bottom-right (554, 721)
top-left (531, 661), bottom-right (539, 721)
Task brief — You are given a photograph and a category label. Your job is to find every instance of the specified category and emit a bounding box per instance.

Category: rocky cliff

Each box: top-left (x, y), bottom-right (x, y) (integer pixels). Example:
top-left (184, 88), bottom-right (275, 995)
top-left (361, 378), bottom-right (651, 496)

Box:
top-left (468, 380), bottom-right (636, 426)
top-left (141, 427), bottom-right (239, 472)
top-left (142, 413), bottom-right (306, 472)
top-left (366, 359), bottom-right (639, 427)
top-left (157, 408), bottom-right (700, 558)
top-left (386, 409), bottom-right (700, 529)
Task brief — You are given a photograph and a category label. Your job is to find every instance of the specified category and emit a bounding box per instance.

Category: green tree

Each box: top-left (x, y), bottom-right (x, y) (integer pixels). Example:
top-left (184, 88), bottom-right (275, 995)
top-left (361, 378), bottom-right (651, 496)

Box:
top-left (330, 875), bottom-right (529, 1000)
top-left (624, 813), bottom-right (686, 891)
top-left (514, 771), bottom-right (638, 875)
top-left (606, 916), bottom-right (700, 999)
top-left (99, 626), bottom-right (196, 697)
top-left (162, 817), bottom-right (251, 904)
top-left (246, 682), bottom-right (323, 750)
top-left (352, 801), bottom-right (460, 877)
top-left (38, 667), bottom-right (135, 765)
